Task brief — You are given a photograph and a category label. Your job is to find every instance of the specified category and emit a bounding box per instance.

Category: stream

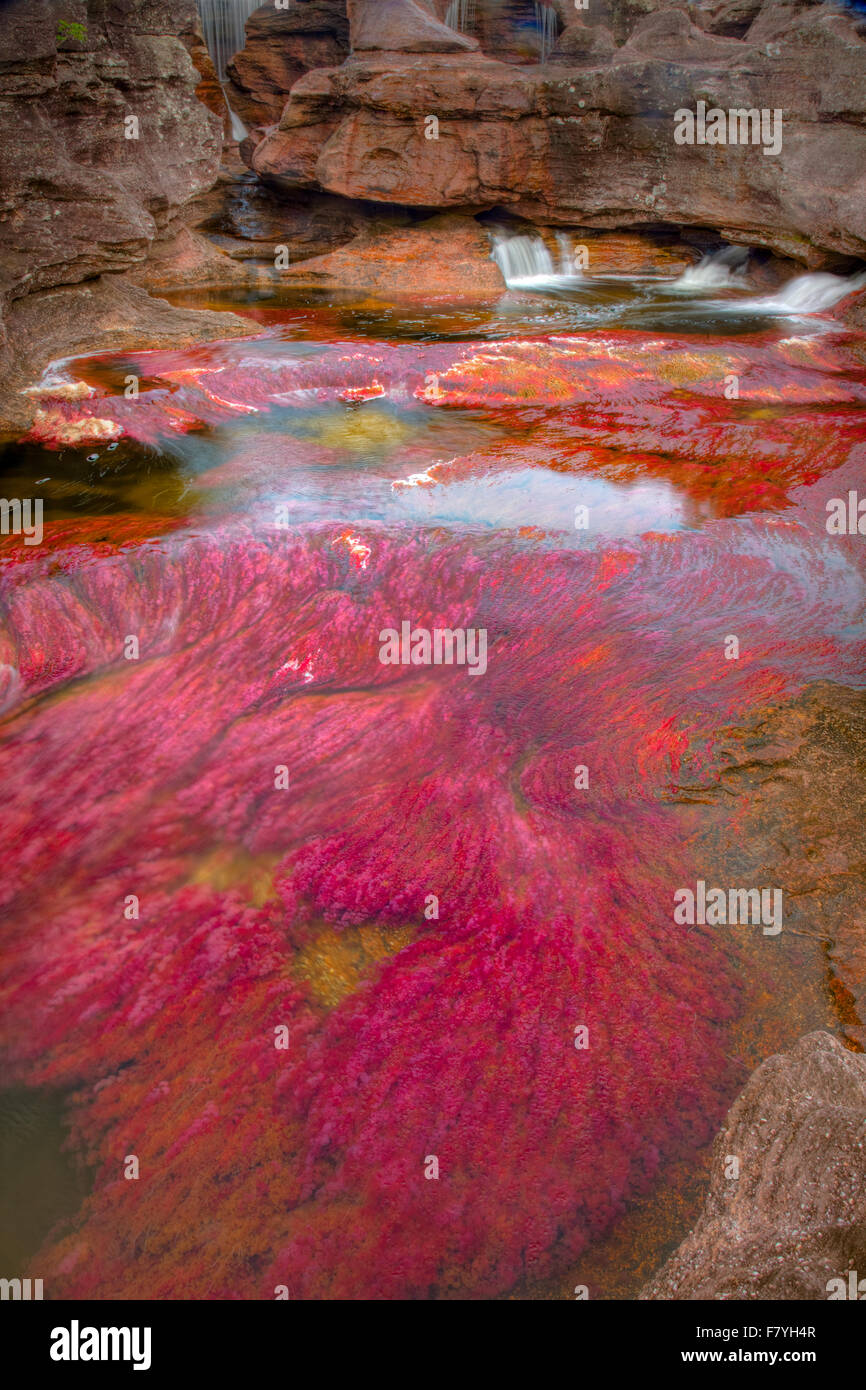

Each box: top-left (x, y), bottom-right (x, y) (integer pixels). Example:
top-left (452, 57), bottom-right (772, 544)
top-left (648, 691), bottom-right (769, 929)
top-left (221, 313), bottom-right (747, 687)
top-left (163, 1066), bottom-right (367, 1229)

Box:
top-left (1, 249), bottom-right (865, 1298)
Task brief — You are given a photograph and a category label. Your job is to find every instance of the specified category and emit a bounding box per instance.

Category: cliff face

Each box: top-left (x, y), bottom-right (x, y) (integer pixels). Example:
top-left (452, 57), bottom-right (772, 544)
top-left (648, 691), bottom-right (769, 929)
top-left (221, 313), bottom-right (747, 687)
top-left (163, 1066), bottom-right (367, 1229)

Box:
top-left (225, 2), bottom-right (350, 127)
top-left (0, 0), bottom-right (234, 398)
top-left (244, 0), bottom-right (866, 267)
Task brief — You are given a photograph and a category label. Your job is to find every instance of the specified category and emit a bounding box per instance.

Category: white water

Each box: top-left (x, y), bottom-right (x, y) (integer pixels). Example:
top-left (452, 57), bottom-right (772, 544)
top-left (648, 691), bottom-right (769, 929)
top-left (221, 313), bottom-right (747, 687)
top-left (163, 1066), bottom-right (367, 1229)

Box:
top-left (534, 1), bottom-right (558, 62)
top-left (196, 0), bottom-right (262, 81)
top-left (222, 84), bottom-right (249, 142)
top-left (672, 246), bottom-right (750, 290)
top-left (744, 270), bottom-right (866, 315)
top-left (445, 0), bottom-right (477, 32)
top-left (491, 232), bottom-right (580, 286)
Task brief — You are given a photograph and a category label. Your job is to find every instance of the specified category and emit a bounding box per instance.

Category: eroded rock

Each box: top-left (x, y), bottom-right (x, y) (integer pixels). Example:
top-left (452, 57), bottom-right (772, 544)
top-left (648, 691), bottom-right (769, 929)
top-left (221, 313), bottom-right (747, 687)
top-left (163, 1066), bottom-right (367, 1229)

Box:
top-left (641, 1031), bottom-right (866, 1300)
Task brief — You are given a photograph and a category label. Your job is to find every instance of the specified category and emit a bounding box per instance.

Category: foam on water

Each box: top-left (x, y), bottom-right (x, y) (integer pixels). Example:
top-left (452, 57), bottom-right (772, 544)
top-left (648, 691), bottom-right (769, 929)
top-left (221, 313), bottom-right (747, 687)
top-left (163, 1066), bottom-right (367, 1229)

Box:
top-left (491, 231), bottom-right (580, 287)
top-left (671, 246), bottom-right (750, 290)
top-left (746, 269), bottom-right (866, 315)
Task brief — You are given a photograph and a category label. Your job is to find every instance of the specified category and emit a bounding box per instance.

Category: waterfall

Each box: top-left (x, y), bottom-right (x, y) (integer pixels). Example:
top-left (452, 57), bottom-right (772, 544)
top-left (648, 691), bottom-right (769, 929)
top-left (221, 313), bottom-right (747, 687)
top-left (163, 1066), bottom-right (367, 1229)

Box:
top-left (445, 0), bottom-right (477, 33)
top-left (491, 231), bottom-right (582, 286)
top-left (534, 1), bottom-right (557, 62)
top-left (673, 250), bottom-right (866, 315)
top-left (196, 0), bottom-right (263, 82)
top-left (555, 232), bottom-right (579, 275)
top-left (225, 92), bottom-right (248, 142)
top-left (492, 234), bottom-right (555, 285)
top-left (672, 246), bottom-right (750, 290)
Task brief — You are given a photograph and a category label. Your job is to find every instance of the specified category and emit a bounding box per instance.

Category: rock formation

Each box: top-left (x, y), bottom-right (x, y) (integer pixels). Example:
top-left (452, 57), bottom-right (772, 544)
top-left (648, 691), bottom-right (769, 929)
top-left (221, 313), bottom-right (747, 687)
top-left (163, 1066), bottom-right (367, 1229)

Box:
top-left (0, 0), bottom-right (251, 429)
top-left (244, 0), bottom-right (866, 267)
top-left (225, 1), bottom-right (350, 127)
top-left (641, 1032), bottom-right (866, 1300)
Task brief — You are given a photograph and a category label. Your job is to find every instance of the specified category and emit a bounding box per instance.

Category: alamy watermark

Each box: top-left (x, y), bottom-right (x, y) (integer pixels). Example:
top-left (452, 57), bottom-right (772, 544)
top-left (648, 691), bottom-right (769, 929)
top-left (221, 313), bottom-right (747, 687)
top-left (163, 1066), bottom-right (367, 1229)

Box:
top-left (674, 101), bottom-right (782, 157)
top-left (50, 1321), bottom-right (152, 1370)
top-left (0, 1276), bottom-right (43, 1299)
top-left (826, 490), bottom-right (866, 535)
top-left (0, 498), bottom-right (43, 545)
top-left (379, 621), bottom-right (487, 676)
top-left (674, 880), bottom-right (782, 936)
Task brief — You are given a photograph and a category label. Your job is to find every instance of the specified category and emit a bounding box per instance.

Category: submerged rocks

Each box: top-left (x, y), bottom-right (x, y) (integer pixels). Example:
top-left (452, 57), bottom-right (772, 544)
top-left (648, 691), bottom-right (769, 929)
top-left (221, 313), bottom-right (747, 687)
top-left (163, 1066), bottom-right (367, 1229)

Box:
top-left (641, 1032), bottom-right (866, 1300)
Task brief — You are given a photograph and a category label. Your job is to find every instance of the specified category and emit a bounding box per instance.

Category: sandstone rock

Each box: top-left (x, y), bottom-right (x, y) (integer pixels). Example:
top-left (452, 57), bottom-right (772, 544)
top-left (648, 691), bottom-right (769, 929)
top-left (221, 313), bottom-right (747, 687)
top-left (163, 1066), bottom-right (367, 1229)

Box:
top-left (347, 0), bottom-right (479, 53)
top-left (280, 211), bottom-right (506, 297)
top-left (641, 1031), bottom-right (866, 1300)
top-left (623, 6), bottom-right (750, 59)
top-left (226, 1), bottom-right (349, 127)
top-left (569, 229), bottom-right (698, 275)
top-left (0, 0), bottom-right (229, 417)
top-left (550, 23), bottom-right (618, 64)
top-left (126, 226), bottom-right (252, 292)
top-left (0, 276), bottom-right (253, 437)
top-left (179, 9), bottom-right (229, 132)
top-left (245, 1), bottom-right (866, 266)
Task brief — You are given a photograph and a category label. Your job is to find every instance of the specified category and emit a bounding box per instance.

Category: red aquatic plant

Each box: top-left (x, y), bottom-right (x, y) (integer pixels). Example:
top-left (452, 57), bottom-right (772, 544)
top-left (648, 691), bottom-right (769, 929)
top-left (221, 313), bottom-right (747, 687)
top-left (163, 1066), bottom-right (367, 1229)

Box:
top-left (2, 334), bottom-right (865, 1298)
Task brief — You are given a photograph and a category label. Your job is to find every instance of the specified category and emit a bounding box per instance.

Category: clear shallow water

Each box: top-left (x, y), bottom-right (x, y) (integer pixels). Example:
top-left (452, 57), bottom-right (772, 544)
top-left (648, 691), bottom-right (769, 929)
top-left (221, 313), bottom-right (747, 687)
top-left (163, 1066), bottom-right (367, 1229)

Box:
top-left (166, 274), bottom-right (856, 341)
top-left (2, 262), bottom-right (865, 1298)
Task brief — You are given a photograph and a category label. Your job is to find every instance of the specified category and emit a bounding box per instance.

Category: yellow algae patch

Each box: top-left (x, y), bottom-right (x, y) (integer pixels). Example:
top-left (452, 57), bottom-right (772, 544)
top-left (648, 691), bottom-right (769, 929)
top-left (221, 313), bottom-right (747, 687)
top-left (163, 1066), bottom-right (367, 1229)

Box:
top-left (650, 351), bottom-right (740, 388)
top-left (311, 407), bottom-right (411, 453)
top-left (295, 923), bottom-right (416, 1008)
top-left (188, 847), bottom-right (282, 908)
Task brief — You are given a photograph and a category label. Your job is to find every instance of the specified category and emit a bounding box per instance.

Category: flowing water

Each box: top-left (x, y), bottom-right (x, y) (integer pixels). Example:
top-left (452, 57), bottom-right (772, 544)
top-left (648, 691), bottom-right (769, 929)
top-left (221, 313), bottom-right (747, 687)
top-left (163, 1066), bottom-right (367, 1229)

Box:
top-left (196, 0), bottom-right (262, 81)
top-left (1, 240), bottom-right (865, 1298)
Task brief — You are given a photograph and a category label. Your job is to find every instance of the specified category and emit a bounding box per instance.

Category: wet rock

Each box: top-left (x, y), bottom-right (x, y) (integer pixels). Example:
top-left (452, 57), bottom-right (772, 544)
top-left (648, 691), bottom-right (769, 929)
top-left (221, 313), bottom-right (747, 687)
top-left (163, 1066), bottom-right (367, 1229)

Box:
top-left (179, 8), bottom-right (229, 132)
top-left (641, 1031), bottom-right (866, 1300)
top-left (281, 211), bottom-right (506, 297)
top-left (0, 277), bottom-right (252, 435)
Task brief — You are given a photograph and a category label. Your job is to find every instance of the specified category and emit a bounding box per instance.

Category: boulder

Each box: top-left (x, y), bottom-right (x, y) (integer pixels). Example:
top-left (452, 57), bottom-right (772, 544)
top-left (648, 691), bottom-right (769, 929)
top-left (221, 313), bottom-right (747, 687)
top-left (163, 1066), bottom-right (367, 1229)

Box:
top-left (226, 2), bottom-right (349, 127)
top-left (347, 0), bottom-right (479, 52)
top-left (641, 1032), bottom-right (866, 1300)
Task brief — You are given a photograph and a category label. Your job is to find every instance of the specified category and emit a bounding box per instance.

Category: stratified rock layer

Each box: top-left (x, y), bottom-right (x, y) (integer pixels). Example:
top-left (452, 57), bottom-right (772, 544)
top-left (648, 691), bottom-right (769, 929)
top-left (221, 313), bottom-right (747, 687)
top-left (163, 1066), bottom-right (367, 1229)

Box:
top-left (0, 0), bottom-right (240, 424)
top-left (248, 0), bottom-right (866, 266)
top-left (641, 1032), bottom-right (866, 1300)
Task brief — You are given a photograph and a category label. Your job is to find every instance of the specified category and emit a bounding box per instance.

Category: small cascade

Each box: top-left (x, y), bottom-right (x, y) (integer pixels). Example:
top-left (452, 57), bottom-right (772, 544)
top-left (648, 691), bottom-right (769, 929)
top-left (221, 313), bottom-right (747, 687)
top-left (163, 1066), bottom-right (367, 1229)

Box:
top-left (491, 233), bottom-right (556, 285)
top-left (196, 0), bottom-right (262, 82)
top-left (672, 246), bottom-right (750, 290)
top-left (445, 0), bottom-right (478, 33)
top-left (534, 1), bottom-right (558, 62)
top-left (555, 232), bottom-right (581, 276)
top-left (224, 88), bottom-right (248, 142)
top-left (753, 269), bottom-right (866, 314)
